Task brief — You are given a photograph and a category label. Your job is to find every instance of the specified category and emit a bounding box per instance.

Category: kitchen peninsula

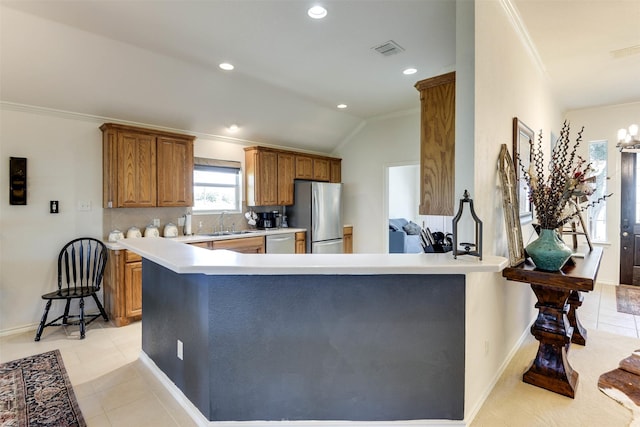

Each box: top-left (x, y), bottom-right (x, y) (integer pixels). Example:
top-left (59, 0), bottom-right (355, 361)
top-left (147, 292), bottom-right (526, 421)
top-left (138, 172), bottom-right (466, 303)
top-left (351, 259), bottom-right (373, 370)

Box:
top-left (119, 237), bottom-right (508, 423)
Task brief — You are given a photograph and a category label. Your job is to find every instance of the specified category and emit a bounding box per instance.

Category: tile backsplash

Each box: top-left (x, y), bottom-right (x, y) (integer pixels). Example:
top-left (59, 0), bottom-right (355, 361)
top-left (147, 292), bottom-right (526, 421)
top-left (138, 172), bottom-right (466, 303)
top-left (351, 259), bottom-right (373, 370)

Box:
top-left (102, 204), bottom-right (284, 239)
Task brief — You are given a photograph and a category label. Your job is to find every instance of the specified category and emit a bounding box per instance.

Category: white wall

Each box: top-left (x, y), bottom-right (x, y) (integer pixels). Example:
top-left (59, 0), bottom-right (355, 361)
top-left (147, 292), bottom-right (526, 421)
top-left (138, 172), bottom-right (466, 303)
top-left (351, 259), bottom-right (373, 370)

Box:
top-left (466, 0), bottom-right (563, 421)
top-left (336, 110), bottom-right (421, 254)
top-left (565, 102), bottom-right (640, 285)
top-left (0, 104), bottom-right (259, 334)
top-left (0, 107), bottom-right (105, 332)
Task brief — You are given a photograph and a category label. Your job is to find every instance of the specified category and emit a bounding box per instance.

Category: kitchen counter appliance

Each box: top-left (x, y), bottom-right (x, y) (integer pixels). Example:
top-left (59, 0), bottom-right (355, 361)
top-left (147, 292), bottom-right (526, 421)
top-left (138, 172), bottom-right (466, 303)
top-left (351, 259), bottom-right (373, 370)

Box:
top-left (266, 233), bottom-right (295, 254)
top-left (256, 211), bottom-right (277, 229)
top-left (289, 181), bottom-right (343, 254)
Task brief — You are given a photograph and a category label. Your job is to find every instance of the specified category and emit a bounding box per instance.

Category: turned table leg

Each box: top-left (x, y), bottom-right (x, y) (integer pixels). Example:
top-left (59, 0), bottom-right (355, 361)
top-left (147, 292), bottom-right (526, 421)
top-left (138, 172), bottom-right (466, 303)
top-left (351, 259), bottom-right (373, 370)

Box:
top-left (567, 290), bottom-right (587, 345)
top-left (524, 284), bottom-right (578, 398)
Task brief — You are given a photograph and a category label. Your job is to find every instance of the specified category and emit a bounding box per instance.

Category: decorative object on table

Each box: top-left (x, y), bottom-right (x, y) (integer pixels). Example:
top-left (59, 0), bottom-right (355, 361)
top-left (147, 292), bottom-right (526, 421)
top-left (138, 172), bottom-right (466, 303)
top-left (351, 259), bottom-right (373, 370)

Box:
top-left (108, 229), bottom-right (124, 242)
top-left (245, 209), bottom-right (258, 227)
top-left (163, 222), bottom-right (178, 237)
top-left (452, 190), bottom-right (483, 260)
top-left (144, 223), bottom-right (159, 237)
top-left (126, 226), bottom-right (141, 238)
top-left (513, 118), bottom-right (535, 223)
top-left (498, 144), bottom-right (526, 267)
top-left (0, 349), bottom-right (86, 426)
top-left (517, 121), bottom-right (612, 271)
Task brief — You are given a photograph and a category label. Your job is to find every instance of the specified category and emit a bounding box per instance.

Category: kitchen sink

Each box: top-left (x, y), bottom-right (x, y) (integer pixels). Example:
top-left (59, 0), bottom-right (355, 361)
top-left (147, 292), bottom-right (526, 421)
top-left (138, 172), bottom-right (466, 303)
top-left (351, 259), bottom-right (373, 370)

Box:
top-left (198, 230), bottom-right (257, 236)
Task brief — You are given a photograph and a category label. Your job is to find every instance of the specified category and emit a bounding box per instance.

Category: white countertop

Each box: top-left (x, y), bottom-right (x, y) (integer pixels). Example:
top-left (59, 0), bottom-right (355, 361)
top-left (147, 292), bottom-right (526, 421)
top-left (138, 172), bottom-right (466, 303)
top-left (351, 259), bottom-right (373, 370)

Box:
top-left (104, 228), bottom-right (305, 250)
top-left (116, 237), bottom-right (508, 275)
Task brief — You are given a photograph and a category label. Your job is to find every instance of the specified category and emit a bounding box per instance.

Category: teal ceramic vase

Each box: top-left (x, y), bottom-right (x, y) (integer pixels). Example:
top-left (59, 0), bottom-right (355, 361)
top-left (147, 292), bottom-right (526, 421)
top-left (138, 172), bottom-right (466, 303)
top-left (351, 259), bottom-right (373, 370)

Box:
top-left (525, 228), bottom-right (573, 272)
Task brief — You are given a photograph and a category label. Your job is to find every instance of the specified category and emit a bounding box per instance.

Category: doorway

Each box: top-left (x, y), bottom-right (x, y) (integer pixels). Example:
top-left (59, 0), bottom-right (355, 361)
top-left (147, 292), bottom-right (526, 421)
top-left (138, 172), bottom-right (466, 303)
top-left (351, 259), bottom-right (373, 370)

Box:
top-left (620, 152), bottom-right (638, 285)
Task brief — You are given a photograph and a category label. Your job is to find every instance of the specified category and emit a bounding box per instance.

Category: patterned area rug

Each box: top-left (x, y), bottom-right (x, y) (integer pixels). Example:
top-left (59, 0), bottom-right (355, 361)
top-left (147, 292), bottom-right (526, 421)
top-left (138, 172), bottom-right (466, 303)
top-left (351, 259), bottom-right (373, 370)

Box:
top-left (616, 285), bottom-right (640, 316)
top-left (0, 349), bottom-right (86, 426)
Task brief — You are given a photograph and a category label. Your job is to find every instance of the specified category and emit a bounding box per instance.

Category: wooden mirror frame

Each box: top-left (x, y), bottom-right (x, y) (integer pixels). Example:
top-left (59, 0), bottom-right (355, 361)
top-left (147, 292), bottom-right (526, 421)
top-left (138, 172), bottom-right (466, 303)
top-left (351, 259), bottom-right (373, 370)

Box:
top-left (513, 117), bottom-right (534, 224)
top-left (498, 144), bottom-right (526, 266)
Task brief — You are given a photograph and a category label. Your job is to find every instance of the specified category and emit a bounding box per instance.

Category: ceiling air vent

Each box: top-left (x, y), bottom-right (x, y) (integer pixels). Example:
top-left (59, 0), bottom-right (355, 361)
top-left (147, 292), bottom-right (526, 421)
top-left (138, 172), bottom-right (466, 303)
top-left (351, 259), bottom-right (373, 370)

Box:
top-left (372, 40), bottom-right (405, 57)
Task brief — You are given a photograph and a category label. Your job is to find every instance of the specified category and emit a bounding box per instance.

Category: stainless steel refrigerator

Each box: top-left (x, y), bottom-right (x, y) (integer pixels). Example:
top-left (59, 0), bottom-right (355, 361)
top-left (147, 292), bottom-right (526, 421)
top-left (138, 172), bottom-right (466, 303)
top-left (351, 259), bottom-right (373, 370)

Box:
top-left (289, 181), bottom-right (343, 253)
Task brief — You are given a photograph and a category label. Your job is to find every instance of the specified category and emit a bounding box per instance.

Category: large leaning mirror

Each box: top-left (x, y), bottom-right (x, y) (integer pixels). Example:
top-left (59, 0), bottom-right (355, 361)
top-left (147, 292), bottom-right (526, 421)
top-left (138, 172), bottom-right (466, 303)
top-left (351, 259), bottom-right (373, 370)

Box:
top-left (513, 117), bottom-right (534, 224)
top-left (498, 144), bottom-right (526, 266)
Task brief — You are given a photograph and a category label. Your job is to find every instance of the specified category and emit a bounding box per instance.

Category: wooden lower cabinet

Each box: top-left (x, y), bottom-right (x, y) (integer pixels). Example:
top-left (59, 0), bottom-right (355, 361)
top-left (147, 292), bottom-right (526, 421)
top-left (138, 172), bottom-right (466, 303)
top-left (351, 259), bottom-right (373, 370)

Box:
top-left (295, 232), bottom-right (306, 254)
top-left (103, 249), bottom-right (142, 327)
top-left (210, 236), bottom-right (265, 254)
top-left (343, 225), bottom-right (353, 254)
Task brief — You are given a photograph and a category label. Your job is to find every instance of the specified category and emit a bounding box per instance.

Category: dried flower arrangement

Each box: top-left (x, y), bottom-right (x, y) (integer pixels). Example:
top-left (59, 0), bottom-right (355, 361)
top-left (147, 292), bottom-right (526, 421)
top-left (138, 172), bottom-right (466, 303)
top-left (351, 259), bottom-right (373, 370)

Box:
top-left (519, 121), bottom-right (612, 230)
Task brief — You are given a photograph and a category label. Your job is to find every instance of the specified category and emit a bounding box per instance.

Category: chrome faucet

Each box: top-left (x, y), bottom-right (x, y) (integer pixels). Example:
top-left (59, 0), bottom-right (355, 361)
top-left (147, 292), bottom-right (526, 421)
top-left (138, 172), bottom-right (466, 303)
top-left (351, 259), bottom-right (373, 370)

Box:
top-left (219, 211), bottom-right (226, 233)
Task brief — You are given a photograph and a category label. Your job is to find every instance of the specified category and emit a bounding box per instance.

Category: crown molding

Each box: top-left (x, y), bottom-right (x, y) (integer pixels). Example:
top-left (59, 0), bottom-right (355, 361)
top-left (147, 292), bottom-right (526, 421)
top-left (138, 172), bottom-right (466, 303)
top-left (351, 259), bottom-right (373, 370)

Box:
top-left (499, 0), bottom-right (548, 80)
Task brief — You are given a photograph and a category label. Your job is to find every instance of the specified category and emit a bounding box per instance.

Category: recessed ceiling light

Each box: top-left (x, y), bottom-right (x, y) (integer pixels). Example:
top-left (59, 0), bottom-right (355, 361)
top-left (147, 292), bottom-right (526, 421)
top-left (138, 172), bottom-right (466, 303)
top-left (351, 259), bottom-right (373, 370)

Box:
top-left (308, 5), bottom-right (327, 19)
top-left (228, 124), bottom-right (239, 132)
top-left (337, 104), bottom-right (347, 109)
top-left (219, 62), bottom-right (234, 71)
top-left (403, 68), bottom-right (417, 75)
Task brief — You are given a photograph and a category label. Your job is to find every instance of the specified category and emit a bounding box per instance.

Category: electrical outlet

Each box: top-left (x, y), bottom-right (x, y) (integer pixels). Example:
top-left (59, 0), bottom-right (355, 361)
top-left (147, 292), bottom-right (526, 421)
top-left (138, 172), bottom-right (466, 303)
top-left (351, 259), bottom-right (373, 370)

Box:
top-left (177, 339), bottom-right (183, 360)
top-left (50, 200), bottom-right (59, 214)
top-left (484, 340), bottom-right (489, 356)
top-left (77, 200), bottom-right (91, 211)
top-left (177, 216), bottom-right (185, 227)
top-left (153, 218), bottom-right (160, 227)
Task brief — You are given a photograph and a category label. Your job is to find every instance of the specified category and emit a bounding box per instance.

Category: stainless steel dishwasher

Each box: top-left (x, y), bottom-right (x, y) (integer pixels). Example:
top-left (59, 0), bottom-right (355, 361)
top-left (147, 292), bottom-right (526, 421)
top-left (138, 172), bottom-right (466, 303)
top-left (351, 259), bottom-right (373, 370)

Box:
top-left (265, 233), bottom-right (296, 254)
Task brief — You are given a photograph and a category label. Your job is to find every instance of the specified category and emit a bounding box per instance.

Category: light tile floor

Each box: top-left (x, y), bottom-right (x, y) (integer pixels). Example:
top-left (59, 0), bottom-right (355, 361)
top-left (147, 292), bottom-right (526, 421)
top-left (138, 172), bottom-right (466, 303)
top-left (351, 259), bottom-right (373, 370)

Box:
top-left (0, 282), bottom-right (637, 426)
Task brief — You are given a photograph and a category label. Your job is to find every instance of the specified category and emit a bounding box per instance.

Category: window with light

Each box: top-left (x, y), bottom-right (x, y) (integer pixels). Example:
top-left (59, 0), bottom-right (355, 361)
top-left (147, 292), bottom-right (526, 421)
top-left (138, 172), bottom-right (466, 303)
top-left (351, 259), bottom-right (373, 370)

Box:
top-left (193, 163), bottom-right (242, 213)
top-left (588, 141), bottom-right (608, 242)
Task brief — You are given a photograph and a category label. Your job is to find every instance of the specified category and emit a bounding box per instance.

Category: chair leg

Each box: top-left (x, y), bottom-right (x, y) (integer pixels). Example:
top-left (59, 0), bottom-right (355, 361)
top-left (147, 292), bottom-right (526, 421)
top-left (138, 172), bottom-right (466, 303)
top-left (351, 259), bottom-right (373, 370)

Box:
top-left (63, 298), bottom-right (72, 324)
top-left (92, 294), bottom-right (109, 321)
top-left (35, 300), bottom-right (52, 342)
top-left (79, 297), bottom-right (86, 339)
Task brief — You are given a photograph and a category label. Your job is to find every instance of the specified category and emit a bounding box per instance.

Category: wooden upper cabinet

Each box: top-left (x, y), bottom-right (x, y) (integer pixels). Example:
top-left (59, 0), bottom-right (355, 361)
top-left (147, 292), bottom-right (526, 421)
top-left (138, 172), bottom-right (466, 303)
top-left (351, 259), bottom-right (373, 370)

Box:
top-left (330, 159), bottom-right (342, 183)
top-left (116, 131), bottom-right (156, 208)
top-left (101, 123), bottom-right (195, 208)
top-left (245, 146), bottom-right (341, 206)
top-left (295, 155), bottom-right (313, 179)
top-left (277, 152), bottom-right (295, 205)
top-left (157, 136), bottom-right (194, 206)
top-left (415, 72), bottom-right (456, 216)
top-left (244, 147), bottom-right (278, 206)
top-left (312, 157), bottom-right (330, 182)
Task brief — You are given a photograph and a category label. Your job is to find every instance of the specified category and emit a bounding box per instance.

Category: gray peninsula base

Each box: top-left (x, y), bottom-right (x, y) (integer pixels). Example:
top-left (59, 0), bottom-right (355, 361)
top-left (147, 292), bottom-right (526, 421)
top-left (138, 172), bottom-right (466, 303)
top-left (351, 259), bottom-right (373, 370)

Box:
top-left (142, 259), bottom-right (465, 422)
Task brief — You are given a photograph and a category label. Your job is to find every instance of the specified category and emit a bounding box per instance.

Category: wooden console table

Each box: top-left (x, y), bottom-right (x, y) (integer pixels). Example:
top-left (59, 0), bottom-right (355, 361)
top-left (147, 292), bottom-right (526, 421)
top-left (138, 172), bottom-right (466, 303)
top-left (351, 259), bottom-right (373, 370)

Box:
top-left (502, 247), bottom-right (603, 398)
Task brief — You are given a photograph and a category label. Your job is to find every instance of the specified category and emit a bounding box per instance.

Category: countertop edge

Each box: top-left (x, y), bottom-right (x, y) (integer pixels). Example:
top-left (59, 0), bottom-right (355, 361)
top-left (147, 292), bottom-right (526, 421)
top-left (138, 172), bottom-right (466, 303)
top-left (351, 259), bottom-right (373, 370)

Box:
top-left (117, 238), bottom-right (509, 275)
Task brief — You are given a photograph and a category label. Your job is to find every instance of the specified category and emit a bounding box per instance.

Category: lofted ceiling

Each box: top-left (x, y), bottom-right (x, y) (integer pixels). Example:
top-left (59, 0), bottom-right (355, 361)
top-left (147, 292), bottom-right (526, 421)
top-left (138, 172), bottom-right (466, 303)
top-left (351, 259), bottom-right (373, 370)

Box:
top-left (1, 1), bottom-right (638, 154)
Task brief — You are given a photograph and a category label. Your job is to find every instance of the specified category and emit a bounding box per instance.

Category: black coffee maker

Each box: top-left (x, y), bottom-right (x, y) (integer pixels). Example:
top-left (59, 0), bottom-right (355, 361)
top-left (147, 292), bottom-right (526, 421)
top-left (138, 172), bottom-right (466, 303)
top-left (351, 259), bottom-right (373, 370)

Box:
top-left (256, 212), bottom-right (277, 229)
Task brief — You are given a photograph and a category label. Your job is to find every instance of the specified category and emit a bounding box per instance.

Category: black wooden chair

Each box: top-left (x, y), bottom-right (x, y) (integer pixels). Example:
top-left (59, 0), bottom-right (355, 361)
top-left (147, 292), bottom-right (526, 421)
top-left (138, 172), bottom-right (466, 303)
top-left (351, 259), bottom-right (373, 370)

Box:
top-left (35, 238), bottom-right (109, 341)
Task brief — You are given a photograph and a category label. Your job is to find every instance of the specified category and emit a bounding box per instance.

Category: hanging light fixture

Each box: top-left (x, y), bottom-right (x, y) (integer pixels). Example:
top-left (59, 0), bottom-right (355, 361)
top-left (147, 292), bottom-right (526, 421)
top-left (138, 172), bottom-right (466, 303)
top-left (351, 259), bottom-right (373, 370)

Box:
top-left (616, 124), bottom-right (639, 151)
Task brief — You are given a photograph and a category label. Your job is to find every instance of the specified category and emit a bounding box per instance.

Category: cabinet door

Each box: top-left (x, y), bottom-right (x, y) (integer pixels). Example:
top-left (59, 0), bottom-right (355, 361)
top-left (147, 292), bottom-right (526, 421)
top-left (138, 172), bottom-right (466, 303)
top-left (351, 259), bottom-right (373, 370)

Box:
top-left (343, 226), bottom-right (353, 254)
top-left (257, 151), bottom-right (278, 205)
top-left (211, 236), bottom-right (265, 253)
top-left (295, 155), bottom-right (313, 179)
top-left (295, 231), bottom-right (306, 254)
top-left (330, 159), bottom-right (342, 183)
top-left (277, 152), bottom-right (295, 205)
top-left (157, 137), bottom-right (194, 207)
top-left (313, 158), bottom-right (330, 181)
top-left (124, 261), bottom-right (143, 317)
top-left (415, 72), bottom-right (456, 216)
top-left (117, 132), bottom-right (156, 207)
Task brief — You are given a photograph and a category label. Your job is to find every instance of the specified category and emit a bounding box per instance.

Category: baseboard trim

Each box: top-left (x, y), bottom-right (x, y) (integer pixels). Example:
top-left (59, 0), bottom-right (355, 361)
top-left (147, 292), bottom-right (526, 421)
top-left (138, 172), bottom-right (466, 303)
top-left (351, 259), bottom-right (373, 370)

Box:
top-left (0, 323), bottom-right (38, 338)
top-left (138, 351), bottom-right (466, 427)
